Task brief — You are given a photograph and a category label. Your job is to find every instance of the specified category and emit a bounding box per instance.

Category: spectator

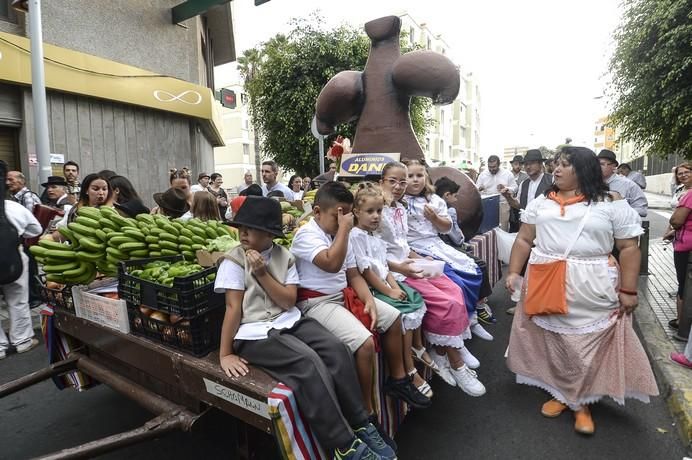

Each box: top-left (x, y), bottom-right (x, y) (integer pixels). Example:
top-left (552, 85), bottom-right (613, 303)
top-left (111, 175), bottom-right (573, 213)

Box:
top-left (207, 173), bottom-right (229, 219)
top-left (617, 163), bottom-right (646, 189)
top-left (503, 149), bottom-right (553, 233)
top-left (190, 172), bottom-right (210, 193)
top-left (169, 168), bottom-right (192, 202)
top-left (544, 158), bottom-right (556, 174)
top-left (239, 183), bottom-right (263, 197)
top-left (303, 176), bottom-right (312, 192)
top-left (191, 190), bottom-right (221, 221)
top-left (1, 199), bottom-right (43, 359)
top-left (237, 171), bottom-right (254, 194)
top-left (510, 155), bottom-right (529, 188)
top-left (110, 175), bottom-right (149, 218)
top-left (476, 155), bottom-right (517, 231)
top-left (153, 187), bottom-right (191, 219)
top-left (7, 171), bottom-right (41, 212)
top-left (597, 150), bottom-right (648, 217)
top-left (261, 160), bottom-right (294, 200)
top-left (288, 175), bottom-right (304, 200)
top-left (329, 162), bottom-right (337, 173)
top-left (41, 176), bottom-right (70, 209)
top-left (63, 161), bottom-right (81, 204)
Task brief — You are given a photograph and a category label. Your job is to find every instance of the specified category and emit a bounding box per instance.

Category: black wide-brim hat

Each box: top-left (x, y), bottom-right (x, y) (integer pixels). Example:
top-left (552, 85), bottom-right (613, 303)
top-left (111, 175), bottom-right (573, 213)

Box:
top-left (115, 199), bottom-right (150, 218)
top-left (41, 175), bottom-right (68, 187)
top-left (229, 196), bottom-right (285, 238)
top-left (524, 149), bottom-right (546, 163)
top-left (153, 187), bottom-right (190, 215)
top-left (511, 155), bottom-right (524, 164)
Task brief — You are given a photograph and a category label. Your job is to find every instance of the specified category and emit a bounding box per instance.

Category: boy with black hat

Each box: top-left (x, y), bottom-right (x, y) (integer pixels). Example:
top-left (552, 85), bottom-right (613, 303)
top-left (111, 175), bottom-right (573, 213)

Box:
top-left (215, 196), bottom-right (395, 460)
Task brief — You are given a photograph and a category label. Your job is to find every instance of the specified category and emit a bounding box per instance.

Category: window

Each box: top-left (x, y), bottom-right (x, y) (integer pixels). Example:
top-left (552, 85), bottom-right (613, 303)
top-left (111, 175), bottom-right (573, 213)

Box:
top-left (409, 27), bottom-right (415, 44)
top-left (0, 0), bottom-right (18, 22)
top-left (439, 140), bottom-right (444, 155)
top-left (440, 111), bottom-right (445, 135)
top-left (243, 119), bottom-right (249, 130)
top-left (425, 138), bottom-right (430, 152)
top-left (240, 93), bottom-right (248, 105)
top-left (427, 37), bottom-right (432, 50)
top-left (243, 143), bottom-right (250, 162)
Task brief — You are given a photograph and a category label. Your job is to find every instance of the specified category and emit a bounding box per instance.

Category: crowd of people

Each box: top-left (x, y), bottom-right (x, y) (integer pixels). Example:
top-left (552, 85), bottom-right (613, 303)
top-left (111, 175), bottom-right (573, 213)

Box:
top-left (3, 143), bottom-right (691, 458)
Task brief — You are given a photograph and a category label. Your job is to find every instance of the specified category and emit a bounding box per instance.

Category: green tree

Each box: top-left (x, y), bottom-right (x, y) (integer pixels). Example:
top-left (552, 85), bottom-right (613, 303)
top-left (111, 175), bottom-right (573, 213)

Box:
top-left (608, 0), bottom-right (691, 159)
top-left (237, 47), bottom-right (264, 183)
top-left (244, 15), bottom-right (433, 175)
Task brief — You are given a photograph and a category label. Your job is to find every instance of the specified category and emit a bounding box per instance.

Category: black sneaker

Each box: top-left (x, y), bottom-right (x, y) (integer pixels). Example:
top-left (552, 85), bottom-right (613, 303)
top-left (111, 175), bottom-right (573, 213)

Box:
top-left (367, 414), bottom-right (397, 451)
top-left (384, 377), bottom-right (432, 409)
top-left (334, 438), bottom-right (381, 460)
top-left (354, 423), bottom-right (396, 460)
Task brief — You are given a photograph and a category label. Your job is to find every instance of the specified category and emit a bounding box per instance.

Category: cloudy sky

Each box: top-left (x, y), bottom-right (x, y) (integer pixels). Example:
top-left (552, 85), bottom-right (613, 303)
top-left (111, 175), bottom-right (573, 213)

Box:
top-left (216, 0), bottom-right (623, 157)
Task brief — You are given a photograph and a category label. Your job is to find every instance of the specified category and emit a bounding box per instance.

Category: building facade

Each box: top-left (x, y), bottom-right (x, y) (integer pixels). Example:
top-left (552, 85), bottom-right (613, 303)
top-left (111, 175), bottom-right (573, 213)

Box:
top-left (0, 0), bottom-right (235, 206)
top-left (593, 116), bottom-right (616, 155)
top-left (399, 13), bottom-right (481, 170)
top-left (213, 82), bottom-right (259, 193)
top-left (502, 146), bottom-right (529, 167)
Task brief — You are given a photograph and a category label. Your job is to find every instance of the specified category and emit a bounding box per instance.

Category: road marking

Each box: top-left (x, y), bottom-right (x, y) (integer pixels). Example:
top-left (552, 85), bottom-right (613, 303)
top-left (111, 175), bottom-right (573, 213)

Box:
top-left (652, 210), bottom-right (672, 220)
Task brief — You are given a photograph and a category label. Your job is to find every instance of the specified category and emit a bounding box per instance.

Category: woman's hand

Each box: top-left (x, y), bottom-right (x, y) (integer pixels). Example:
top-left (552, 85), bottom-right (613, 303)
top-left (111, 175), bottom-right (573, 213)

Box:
top-left (220, 354), bottom-right (249, 377)
top-left (617, 292), bottom-right (638, 317)
top-left (398, 259), bottom-right (423, 279)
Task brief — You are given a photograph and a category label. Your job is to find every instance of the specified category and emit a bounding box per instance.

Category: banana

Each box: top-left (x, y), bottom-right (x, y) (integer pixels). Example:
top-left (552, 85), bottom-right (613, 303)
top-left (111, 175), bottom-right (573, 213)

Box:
top-left (58, 226), bottom-right (76, 242)
top-left (159, 240), bottom-right (179, 251)
top-left (109, 236), bottom-right (136, 247)
top-left (99, 218), bottom-right (119, 231)
top-left (109, 213), bottom-right (130, 228)
top-left (162, 224), bottom-right (179, 237)
top-left (106, 232), bottom-right (125, 241)
top-left (119, 241), bottom-right (147, 251)
top-left (178, 235), bottom-right (193, 246)
top-left (76, 251), bottom-right (105, 262)
top-left (148, 243), bottom-right (160, 251)
top-left (77, 206), bottom-right (102, 221)
top-left (149, 227), bottom-right (163, 236)
top-left (205, 226), bottom-right (218, 239)
top-left (129, 249), bottom-right (149, 258)
top-left (75, 216), bottom-right (100, 229)
top-left (159, 232), bottom-right (178, 243)
top-left (68, 222), bottom-right (96, 238)
top-left (124, 229), bottom-right (146, 241)
top-left (99, 206), bottom-right (118, 218)
top-left (43, 261), bottom-right (80, 273)
top-left (149, 251), bottom-right (162, 257)
top-left (125, 217), bottom-right (138, 227)
top-left (190, 226), bottom-right (207, 239)
top-left (215, 227), bottom-right (228, 238)
top-left (179, 244), bottom-right (193, 252)
top-left (136, 214), bottom-right (155, 225)
top-left (94, 229), bottom-right (108, 242)
top-left (106, 246), bottom-right (127, 259)
top-left (180, 227), bottom-right (194, 239)
top-left (191, 235), bottom-right (205, 245)
top-left (79, 237), bottom-right (105, 252)
top-left (29, 245), bottom-right (49, 258)
top-left (63, 262), bottom-right (89, 278)
top-left (161, 249), bottom-right (178, 256)
top-left (145, 235), bottom-right (159, 244)
top-left (182, 251), bottom-right (195, 259)
top-left (106, 254), bottom-right (122, 265)
top-left (39, 239), bottom-right (72, 251)
top-left (171, 221), bottom-right (184, 232)
top-left (190, 244), bottom-right (204, 251)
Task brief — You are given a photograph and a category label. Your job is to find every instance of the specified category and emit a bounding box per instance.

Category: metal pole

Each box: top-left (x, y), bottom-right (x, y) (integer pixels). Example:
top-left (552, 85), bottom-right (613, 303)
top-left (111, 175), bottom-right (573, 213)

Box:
top-left (27, 0), bottom-right (52, 185)
top-left (318, 135), bottom-right (325, 175)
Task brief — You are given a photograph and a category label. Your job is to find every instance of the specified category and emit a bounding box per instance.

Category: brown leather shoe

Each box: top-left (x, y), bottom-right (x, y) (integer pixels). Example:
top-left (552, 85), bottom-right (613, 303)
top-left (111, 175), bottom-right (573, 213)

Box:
top-left (574, 406), bottom-right (595, 435)
top-left (541, 399), bottom-right (567, 417)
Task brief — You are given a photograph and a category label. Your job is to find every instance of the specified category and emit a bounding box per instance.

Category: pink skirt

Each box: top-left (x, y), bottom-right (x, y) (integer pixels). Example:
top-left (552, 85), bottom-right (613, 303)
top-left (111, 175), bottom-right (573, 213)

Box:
top-left (404, 275), bottom-right (470, 348)
top-left (507, 307), bottom-right (659, 409)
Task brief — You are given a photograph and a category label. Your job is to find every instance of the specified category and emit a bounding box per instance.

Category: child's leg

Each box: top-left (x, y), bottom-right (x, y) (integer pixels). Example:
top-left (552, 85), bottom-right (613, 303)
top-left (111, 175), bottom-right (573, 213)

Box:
top-left (381, 316), bottom-right (406, 380)
top-left (355, 337), bottom-right (376, 414)
top-left (235, 329), bottom-right (358, 452)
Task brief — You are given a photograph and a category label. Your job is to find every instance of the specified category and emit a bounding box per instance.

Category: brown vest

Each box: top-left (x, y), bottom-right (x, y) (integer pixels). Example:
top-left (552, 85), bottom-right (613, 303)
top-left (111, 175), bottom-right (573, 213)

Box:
top-left (224, 245), bottom-right (295, 324)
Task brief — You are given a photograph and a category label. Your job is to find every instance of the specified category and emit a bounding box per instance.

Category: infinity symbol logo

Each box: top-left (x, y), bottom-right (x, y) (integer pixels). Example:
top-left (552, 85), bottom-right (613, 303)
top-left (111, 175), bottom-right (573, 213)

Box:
top-left (153, 90), bottom-right (202, 105)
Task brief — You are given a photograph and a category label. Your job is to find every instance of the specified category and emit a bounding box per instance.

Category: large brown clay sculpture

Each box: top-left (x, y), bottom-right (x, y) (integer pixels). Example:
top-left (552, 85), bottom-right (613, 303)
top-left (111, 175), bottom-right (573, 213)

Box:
top-left (314, 15), bottom-right (482, 237)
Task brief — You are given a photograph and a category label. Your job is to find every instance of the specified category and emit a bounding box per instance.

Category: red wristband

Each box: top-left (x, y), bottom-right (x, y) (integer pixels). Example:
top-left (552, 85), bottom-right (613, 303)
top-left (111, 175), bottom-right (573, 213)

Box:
top-left (619, 288), bottom-right (638, 296)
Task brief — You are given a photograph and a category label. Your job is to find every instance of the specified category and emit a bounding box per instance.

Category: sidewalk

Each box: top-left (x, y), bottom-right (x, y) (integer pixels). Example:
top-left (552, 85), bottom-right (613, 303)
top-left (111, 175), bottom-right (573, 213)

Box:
top-left (645, 190), bottom-right (672, 210)
top-left (636, 238), bottom-right (692, 449)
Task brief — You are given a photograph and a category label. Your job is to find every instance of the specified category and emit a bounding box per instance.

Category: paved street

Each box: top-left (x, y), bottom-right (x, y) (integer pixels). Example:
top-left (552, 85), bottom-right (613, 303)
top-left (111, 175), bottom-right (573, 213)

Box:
top-left (1, 210), bottom-right (687, 460)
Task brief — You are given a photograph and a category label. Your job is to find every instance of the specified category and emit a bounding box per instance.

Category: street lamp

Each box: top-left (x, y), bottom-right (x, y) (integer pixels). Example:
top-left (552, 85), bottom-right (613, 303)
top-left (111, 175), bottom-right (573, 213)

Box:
top-left (12, 0), bottom-right (52, 185)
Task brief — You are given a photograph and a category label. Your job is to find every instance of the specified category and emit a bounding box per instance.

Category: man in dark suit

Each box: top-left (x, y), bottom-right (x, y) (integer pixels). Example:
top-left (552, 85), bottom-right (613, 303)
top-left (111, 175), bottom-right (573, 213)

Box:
top-left (502, 149), bottom-right (553, 232)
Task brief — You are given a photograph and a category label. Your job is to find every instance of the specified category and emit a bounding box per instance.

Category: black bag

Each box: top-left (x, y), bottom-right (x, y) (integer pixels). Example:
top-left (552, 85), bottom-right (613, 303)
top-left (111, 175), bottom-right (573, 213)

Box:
top-left (0, 160), bottom-right (23, 284)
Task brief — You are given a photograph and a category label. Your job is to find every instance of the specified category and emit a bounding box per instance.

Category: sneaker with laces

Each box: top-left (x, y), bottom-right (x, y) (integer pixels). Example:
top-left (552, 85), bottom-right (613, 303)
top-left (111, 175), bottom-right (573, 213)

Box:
top-left (450, 365), bottom-right (486, 397)
top-left (334, 438), bottom-right (382, 460)
top-left (470, 323), bottom-right (494, 341)
top-left (367, 414), bottom-right (397, 451)
top-left (477, 303), bottom-right (497, 324)
top-left (460, 345), bottom-right (480, 369)
top-left (354, 423), bottom-right (396, 460)
top-left (16, 338), bottom-right (39, 354)
top-left (384, 377), bottom-right (432, 409)
top-left (430, 352), bottom-right (456, 386)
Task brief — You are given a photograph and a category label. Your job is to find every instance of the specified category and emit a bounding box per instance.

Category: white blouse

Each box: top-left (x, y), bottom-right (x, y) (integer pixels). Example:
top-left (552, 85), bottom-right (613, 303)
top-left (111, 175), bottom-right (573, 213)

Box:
top-left (349, 227), bottom-right (390, 284)
top-left (405, 194), bottom-right (451, 242)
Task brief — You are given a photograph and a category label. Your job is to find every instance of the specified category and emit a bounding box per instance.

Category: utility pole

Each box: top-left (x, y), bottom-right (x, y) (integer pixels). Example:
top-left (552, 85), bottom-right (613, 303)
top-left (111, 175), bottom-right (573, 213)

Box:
top-left (12, 0), bottom-right (52, 184)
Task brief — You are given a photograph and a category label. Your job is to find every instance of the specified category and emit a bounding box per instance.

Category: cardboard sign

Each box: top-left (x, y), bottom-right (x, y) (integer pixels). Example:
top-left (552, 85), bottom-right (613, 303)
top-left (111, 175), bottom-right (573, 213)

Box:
top-left (203, 378), bottom-right (270, 419)
top-left (338, 153), bottom-right (401, 177)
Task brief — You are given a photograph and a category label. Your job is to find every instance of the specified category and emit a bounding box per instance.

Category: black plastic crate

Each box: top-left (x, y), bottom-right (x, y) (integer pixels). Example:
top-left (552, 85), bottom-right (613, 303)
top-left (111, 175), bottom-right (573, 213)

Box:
top-left (39, 280), bottom-right (75, 312)
top-left (127, 303), bottom-right (224, 357)
top-left (118, 255), bottom-right (223, 319)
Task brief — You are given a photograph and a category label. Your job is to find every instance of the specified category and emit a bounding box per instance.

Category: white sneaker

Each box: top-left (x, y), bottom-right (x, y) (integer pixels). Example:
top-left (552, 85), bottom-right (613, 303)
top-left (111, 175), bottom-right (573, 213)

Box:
top-left (450, 364), bottom-right (486, 397)
top-left (16, 338), bottom-right (39, 354)
top-left (460, 345), bottom-right (480, 369)
top-left (0, 349), bottom-right (6, 360)
top-left (471, 323), bottom-right (494, 341)
top-left (430, 352), bottom-right (457, 387)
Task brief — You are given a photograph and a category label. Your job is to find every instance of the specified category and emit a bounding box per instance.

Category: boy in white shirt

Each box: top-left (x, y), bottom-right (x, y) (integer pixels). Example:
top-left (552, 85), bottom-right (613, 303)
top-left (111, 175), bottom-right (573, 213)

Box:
top-left (215, 196), bottom-right (394, 460)
top-left (290, 182), bottom-right (430, 423)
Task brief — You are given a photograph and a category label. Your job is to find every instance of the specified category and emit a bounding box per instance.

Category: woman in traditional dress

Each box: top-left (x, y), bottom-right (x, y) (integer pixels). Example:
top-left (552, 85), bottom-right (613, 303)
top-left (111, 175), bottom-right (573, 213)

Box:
top-left (505, 146), bottom-right (658, 435)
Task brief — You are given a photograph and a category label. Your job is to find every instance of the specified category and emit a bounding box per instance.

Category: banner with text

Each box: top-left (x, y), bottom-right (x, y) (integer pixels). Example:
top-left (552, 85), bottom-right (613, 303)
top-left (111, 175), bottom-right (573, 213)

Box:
top-left (339, 153), bottom-right (401, 177)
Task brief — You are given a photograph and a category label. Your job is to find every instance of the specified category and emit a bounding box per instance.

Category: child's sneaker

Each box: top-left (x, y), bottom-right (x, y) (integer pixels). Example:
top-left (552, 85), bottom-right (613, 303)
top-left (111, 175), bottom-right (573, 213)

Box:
top-left (368, 414), bottom-right (397, 450)
top-left (470, 323), bottom-right (494, 341)
top-left (384, 377), bottom-right (432, 409)
top-left (450, 364), bottom-right (486, 397)
top-left (477, 303), bottom-right (496, 324)
top-left (430, 352), bottom-right (457, 387)
top-left (460, 345), bottom-right (480, 369)
top-left (354, 423), bottom-right (397, 460)
top-left (334, 438), bottom-right (382, 460)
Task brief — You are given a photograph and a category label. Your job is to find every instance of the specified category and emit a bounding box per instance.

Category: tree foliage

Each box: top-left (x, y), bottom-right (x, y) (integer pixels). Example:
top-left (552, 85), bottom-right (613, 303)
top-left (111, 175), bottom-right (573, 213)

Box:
top-left (244, 15), bottom-right (434, 175)
top-left (608, 0), bottom-right (691, 158)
